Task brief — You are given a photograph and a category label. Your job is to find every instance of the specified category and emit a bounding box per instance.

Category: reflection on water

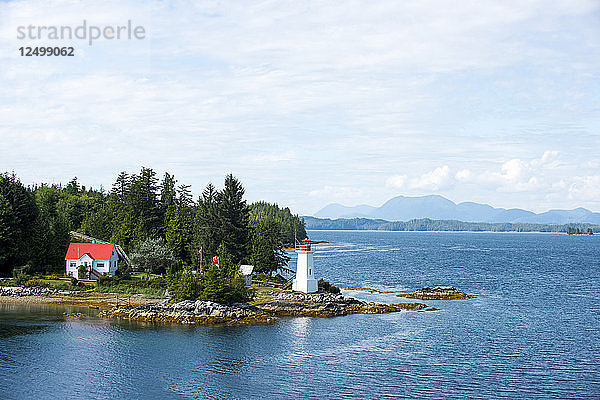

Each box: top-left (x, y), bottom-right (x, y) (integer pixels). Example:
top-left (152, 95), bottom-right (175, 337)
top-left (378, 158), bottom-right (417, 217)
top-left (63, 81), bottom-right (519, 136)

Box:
top-left (0, 323), bottom-right (46, 339)
top-left (0, 232), bottom-right (599, 399)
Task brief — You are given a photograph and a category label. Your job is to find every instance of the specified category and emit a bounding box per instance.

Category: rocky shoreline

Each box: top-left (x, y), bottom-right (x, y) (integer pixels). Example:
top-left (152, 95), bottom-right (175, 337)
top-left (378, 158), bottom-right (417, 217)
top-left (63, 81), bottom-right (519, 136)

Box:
top-left (0, 286), bottom-right (159, 307)
top-left (0, 286), bottom-right (58, 297)
top-left (257, 292), bottom-right (427, 317)
top-left (99, 300), bottom-right (276, 325)
top-left (396, 286), bottom-right (476, 300)
top-left (1, 285), bottom-right (438, 325)
top-left (100, 291), bottom-right (430, 325)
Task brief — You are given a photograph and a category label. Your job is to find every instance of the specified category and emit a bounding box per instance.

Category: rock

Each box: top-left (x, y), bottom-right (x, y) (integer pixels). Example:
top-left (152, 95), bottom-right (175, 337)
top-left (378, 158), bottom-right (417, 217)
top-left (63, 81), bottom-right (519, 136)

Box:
top-left (100, 299), bottom-right (276, 326)
top-left (397, 286), bottom-right (475, 300)
top-left (0, 286), bottom-right (57, 297)
top-left (257, 291), bottom-right (426, 317)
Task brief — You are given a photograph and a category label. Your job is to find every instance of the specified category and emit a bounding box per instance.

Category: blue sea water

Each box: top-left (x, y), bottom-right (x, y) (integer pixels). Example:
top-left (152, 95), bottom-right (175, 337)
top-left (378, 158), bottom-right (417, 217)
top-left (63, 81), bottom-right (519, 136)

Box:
top-left (1, 231), bottom-right (599, 399)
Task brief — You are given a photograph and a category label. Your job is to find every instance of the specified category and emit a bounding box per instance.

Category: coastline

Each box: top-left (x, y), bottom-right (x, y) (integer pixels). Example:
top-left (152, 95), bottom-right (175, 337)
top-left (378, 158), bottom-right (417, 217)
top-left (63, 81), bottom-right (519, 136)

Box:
top-left (0, 287), bottom-right (431, 325)
top-left (0, 291), bottom-right (161, 308)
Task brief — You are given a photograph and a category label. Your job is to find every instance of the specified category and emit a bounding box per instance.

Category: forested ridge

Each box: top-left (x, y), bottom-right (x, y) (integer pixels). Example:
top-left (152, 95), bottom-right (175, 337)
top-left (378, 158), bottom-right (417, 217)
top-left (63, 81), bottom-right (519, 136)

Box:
top-left (0, 169), bottom-right (306, 277)
top-left (304, 216), bottom-right (599, 233)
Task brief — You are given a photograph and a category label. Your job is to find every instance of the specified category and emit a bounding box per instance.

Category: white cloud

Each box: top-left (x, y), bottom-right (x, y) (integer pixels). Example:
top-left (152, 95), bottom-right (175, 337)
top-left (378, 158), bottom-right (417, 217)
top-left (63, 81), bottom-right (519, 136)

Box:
top-left (410, 166), bottom-right (452, 190)
top-left (455, 169), bottom-right (472, 181)
top-left (569, 176), bottom-right (600, 202)
top-left (455, 152), bottom-right (563, 193)
top-left (0, 1), bottom-right (599, 213)
top-left (385, 175), bottom-right (407, 189)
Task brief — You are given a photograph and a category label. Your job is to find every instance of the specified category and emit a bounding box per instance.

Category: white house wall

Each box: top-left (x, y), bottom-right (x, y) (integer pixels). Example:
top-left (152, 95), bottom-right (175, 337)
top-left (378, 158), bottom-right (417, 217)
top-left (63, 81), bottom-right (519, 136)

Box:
top-left (65, 249), bottom-right (119, 279)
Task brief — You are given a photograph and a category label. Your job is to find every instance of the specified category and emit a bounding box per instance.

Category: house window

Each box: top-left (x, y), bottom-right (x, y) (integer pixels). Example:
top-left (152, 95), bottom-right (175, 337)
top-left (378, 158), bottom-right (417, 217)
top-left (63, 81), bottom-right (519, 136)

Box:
top-left (309, 268), bottom-right (312, 275)
top-left (97, 263), bottom-right (104, 269)
top-left (70, 262), bottom-right (76, 268)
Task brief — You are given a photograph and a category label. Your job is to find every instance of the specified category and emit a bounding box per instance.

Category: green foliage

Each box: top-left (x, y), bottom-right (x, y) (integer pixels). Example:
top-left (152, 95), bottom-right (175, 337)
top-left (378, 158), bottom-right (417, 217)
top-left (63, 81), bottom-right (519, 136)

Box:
top-left (11, 265), bottom-right (33, 285)
top-left (13, 272), bottom-right (33, 286)
top-left (167, 264), bottom-right (199, 303)
top-left (250, 214), bottom-right (291, 275)
top-left (197, 244), bottom-right (251, 303)
top-left (215, 174), bottom-right (251, 265)
top-left (28, 186), bottom-right (71, 273)
top-left (567, 226), bottom-right (594, 235)
top-left (24, 278), bottom-right (48, 287)
top-left (93, 274), bottom-right (168, 297)
top-left (96, 275), bottom-right (115, 287)
top-left (318, 278), bottom-right (340, 294)
top-left (250, 201), bottom-right (307, 245)
top-left (0, 173), bottom-right (37, 276)
top-left (130, 237), bottom-right (175, 276)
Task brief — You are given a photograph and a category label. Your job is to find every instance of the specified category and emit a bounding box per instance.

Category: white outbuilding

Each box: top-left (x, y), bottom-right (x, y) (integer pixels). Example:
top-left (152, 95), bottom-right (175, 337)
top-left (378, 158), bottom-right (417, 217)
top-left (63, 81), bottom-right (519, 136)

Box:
top-left (239, 264), bottom-right (254, 287)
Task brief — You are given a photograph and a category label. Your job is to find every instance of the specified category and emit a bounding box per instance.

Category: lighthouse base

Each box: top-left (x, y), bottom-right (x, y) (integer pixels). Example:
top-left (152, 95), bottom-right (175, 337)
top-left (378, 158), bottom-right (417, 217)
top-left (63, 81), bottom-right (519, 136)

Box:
top-left (292, 278), bottom-right (318, 293)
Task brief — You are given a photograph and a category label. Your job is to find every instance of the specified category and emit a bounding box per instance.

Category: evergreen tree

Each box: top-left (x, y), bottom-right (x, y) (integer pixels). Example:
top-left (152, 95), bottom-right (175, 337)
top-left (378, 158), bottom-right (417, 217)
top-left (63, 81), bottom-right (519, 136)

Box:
top-left (160, 172), bottom-right (177, 237)
top-left (194, 183), bottom-right (220, 265)
top-left (0, 173), bottom-right (37, 275)
top-left (216, 174), bottom-right (250, 265)
top-left (250, 214), bottom-right (291, 275)
top-left (199, 243), bottom-right (249, 303)
top-left (249, 201), bottom-right (307, 244)
top-left (29, 186), bottom-right (70, 273)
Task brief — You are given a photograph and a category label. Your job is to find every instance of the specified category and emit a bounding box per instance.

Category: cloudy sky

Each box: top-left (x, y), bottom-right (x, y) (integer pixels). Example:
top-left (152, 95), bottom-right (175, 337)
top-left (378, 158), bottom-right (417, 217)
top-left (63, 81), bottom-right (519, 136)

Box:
top-left (1, 0), bottom-right (599, 214)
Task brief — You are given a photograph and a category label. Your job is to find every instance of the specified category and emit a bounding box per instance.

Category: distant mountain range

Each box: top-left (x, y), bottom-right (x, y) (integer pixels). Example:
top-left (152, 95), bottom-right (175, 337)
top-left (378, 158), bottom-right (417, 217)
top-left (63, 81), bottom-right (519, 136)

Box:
top-left (314, 195), bottom-right (600, 224)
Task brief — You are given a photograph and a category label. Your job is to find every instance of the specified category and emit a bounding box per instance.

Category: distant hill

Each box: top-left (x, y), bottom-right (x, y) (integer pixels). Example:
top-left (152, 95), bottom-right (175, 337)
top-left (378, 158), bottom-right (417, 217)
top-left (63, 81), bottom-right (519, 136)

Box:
top-left (303, 216), bottom-right (600, 233)
top-left (314, 195), bottom-right (600, 224)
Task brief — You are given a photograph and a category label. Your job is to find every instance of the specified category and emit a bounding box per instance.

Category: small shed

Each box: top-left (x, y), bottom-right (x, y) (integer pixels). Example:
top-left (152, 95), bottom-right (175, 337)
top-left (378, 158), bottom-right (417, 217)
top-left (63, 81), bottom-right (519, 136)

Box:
top-left (239, 265), bottom-right (254, 287)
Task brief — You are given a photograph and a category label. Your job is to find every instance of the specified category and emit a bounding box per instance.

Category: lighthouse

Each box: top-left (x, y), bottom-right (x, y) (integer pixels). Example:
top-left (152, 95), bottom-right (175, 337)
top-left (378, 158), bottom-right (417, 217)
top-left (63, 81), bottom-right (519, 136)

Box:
top-left (292, 239), bottom-right (318, 293)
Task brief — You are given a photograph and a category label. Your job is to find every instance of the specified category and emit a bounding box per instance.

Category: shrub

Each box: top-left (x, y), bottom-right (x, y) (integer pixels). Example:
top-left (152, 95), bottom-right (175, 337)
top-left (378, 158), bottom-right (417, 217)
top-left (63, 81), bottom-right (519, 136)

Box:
top-left (24, 278), bottom-right (48, 287)
top-left (115, 268), bottom-right (131, 280)
top-left (13, 272), bottom-right (32, 286)
top-left (168, 267), bottom-right (199, 303)
top-left (197, 245), bottom-right (252, 304)
top-left (97, 275), bottom-right (115, 287)
top-left (318, 278), bottom-right (340, 294)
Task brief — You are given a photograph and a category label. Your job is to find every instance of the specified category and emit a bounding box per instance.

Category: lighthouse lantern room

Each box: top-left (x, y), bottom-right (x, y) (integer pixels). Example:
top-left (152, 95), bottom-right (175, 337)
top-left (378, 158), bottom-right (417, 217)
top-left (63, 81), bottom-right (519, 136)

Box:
top-left (292, 239), bottom-right (318, 293)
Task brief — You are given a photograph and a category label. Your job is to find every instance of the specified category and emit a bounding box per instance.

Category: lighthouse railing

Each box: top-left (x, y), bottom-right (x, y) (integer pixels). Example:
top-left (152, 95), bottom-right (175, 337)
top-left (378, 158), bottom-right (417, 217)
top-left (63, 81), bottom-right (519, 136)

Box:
top-left (295, 241), bottom-right (311, 251)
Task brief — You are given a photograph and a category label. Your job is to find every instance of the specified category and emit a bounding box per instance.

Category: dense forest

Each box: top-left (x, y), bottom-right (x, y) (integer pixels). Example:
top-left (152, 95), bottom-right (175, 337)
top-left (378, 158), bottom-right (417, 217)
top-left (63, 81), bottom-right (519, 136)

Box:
top-left (304, 216), bottom-right (599, 233)
top-left (0, 169), bottom-right (306, 277)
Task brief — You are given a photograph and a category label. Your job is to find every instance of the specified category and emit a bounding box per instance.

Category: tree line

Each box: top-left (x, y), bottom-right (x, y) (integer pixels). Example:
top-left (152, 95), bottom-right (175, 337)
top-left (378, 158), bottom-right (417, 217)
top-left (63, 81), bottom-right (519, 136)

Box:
top-left (0, 169), bottom-right (307, 277)
top-left (304, 216), bottom-right (599, 233)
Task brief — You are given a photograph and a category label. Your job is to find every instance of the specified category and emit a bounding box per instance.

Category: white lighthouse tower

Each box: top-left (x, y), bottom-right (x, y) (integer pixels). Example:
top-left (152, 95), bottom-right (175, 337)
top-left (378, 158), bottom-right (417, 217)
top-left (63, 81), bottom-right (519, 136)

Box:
top-left (292, 239), bottom-right (318, 293)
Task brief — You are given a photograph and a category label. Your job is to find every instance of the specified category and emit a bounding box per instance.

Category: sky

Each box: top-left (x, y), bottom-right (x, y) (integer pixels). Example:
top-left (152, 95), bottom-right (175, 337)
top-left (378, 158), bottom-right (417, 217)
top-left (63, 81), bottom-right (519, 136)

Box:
top-left (1, 0), bottom-right (599, 215)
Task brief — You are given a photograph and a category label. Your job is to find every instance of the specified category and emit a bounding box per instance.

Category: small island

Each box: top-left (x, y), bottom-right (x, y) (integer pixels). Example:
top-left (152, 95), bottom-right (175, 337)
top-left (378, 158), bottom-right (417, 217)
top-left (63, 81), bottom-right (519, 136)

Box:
top-left (396, 286), bottom-right (476, 300)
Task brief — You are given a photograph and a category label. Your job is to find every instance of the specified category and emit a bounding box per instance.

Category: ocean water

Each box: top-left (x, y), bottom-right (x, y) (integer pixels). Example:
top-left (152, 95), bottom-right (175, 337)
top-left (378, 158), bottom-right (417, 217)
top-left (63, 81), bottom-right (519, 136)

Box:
top-left (1, 231), bottom-right (599, 399)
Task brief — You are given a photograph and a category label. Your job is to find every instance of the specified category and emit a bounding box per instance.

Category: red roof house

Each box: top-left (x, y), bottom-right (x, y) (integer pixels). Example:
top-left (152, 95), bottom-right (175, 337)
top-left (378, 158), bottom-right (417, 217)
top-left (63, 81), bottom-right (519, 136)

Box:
top-left (65, 243), bottom-right (120, 280)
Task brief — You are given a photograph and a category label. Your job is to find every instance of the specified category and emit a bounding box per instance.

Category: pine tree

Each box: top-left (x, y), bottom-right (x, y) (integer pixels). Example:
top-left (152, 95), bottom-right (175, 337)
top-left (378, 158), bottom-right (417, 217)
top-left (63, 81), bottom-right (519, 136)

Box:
top-left (216, 174), bottom-right (250, 265)
top-left (194, 183), bottom-right (220, 264)
top-left (250, 214), bottom-right (291, 275)
top-left (0, 173), bottom-right (37, 275)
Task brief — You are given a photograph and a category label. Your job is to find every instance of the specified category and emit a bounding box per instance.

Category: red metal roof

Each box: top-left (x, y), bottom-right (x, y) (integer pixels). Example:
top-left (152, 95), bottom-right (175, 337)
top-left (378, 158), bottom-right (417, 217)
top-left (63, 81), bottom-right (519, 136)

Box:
top-left (65, 243), bottom-right (115, 261)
